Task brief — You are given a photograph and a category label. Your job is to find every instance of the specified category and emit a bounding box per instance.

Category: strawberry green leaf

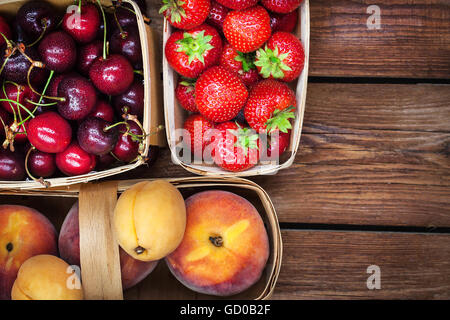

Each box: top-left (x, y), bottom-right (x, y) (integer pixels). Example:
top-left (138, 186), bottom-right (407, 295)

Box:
top-left (265, 106), bottom-right (296, 134)
top-left (234, 51), bottom-right (256, 73)
top-left (255, 45), bottom-right (293, 80)
top-left (176, 30), bottom-right (214, 65)
top-left (159, 0), bottom-right (187, 24)
top-left (228, 124), bottom-right (259, 157)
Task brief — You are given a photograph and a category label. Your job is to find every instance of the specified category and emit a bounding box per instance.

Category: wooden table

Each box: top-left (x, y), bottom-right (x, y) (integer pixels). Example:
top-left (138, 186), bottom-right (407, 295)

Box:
top-left (125, 0), bottom-right (450, 299)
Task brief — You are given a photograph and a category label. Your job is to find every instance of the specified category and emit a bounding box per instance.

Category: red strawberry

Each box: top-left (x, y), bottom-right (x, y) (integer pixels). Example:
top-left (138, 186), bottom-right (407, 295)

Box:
top-left (223, 6), bottom-right (271, 53)
top-left (216, 0), bottom-right (258, 10)
top-left (183, 113), bottom-right (214, 157)
top-left (261, 0), bottom-right (303, 14)
top-left (206, 1), bottom-right (230, 34)
top-left (244, 79), bottom-right (296, 132)
top-left (212, 122), bottom-right (259, 172)
top-left (220, 42), bottom-right (261, 87)
top-left (160, 0), bottom-right (210, 30)
top-left (255, 32), bottom-right (305, 82)
top-left (175, 79), bottom-right (198, 112)
top-left (165, 24), bottom-right (222, 79)
top-left (267, 129), bottom-right (291, 158)
top-left (195, 66), bottom-right (248, 122)
top-left (270, 10), bottom-right (298, 33)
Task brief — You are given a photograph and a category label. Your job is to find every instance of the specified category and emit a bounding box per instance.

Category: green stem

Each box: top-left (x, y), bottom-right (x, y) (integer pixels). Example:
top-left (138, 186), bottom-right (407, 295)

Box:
top-left (25, 99), bottom-right (58, 107)
top-left (27, 22), bottom-right (47, 47)
top-left (0, 99), bottom-right (35, 118)
top-left (96, 0), bottom-right (108, 60)
top-left (18, 70), bottom-right (55, 126)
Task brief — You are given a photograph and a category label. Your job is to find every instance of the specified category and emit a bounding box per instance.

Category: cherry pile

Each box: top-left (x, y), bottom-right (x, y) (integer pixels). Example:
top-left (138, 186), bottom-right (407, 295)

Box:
top-left (163, 0), bottom-right (305, 172)
top-left (0, 0), bottom-right (156, 184)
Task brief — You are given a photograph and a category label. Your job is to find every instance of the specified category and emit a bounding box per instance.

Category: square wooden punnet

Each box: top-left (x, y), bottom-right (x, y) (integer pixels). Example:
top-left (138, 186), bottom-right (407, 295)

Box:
top-left (163, 0), bottom-right (310, 176)
top-left (0, 0), bottom-right (163, 190)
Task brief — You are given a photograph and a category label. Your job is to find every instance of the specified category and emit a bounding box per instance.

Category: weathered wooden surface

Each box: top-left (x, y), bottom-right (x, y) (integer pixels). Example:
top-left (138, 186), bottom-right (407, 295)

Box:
top-left (273, 230), bottom-right (450, 299)
top-left (145, 0), bottom-right (450, 79)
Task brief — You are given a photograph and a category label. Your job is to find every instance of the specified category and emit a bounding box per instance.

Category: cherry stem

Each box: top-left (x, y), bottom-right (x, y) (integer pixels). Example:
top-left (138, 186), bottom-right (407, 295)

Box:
top-left (134, 70), bottom-right (144, 76)
top-left (0, 46), bottom-right (16, 76)
top-left (27, 66), bottom-right (64, 101)
top-left (24, 146), bottom-right (51, 188)
top-left (113, 8), bottom-right (125, 35)
top-left (25, 99), bottom-right (58, 107)
top-left (27, 22), bottom-right (47, 47)
top-left (0, 99), bottom-right (35, 119)
top-left (18, 70), bottom-right (54, 126)
top-left (0, 32), bottom-right (13, 49)
top-left (96, 0), bottom-right (108, 60)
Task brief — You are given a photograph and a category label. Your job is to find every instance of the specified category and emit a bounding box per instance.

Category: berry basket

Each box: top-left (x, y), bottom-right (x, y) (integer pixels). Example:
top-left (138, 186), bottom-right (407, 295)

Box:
top-left (0, 177), bottom-right (282, 300)
top-left (163, 0), bottom-right (310, 176)
top-left (0, 0), bottom-right (164, 190)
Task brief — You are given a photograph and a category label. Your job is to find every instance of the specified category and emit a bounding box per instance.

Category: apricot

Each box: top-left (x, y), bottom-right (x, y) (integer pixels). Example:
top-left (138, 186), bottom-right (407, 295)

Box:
top-left (59, 202), bottom-right (158, 290)
top-left (0, 205), bottom-right (58, 300)
top-left (11, 255), bottom-right (83, 300)
top-left (166, 190), bottom-right (269, 296)
top-left (113, 180), bottom-right (186, 261)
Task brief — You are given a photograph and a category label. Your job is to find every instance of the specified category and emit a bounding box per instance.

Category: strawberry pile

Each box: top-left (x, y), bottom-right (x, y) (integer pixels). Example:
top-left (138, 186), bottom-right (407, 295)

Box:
top-left (162, 0), bottom-right (305, 172)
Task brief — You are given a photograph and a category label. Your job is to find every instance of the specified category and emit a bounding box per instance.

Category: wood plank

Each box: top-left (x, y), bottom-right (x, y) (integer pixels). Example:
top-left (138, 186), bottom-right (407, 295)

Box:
top-left (274, 230), bottom-right (450, 299)
top-left (145, 0), bottom-right (450, 79)
top-left (310, 0), bottom-right (450, 78)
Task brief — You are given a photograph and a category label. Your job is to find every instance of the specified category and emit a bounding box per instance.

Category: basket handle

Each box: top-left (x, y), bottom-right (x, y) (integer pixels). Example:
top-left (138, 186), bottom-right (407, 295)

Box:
top-left (79, 181), bottom-right (123, 300)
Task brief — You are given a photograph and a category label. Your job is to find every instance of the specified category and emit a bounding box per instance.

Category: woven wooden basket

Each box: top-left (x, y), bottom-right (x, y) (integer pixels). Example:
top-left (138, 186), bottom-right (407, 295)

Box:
top-left (163, 0), bottom-right (310, 177)
top-left (0, 177), bottom-right (282, 300)
top-left (0, 0), bottom-right (164, 190)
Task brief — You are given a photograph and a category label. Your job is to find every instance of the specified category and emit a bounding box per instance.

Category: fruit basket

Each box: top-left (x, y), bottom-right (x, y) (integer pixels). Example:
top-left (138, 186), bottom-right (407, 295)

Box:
top-left (0, 177), bottom-right (282, 300)
top-left (0, 0), bottom-right (164, 190)
top-left (163, 0), bottom-right (310, 176)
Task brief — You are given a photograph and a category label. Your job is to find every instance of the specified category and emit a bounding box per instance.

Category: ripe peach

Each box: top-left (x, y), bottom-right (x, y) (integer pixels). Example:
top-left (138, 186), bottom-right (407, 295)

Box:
top-left (11, 255), bottom-right (83, 300)
top-left (58, 202), bottom-right (158, 290)
top-left (0, 205), bottom-right (58, 300)
top-left (166, 190), bottom-right (269, 296)
top-left (113, 180), bottom-right (186, 261)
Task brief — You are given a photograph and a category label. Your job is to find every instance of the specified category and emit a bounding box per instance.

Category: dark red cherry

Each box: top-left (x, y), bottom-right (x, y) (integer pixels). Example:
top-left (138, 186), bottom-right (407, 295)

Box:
top-left (89, 54), bottom-right (134, 96)
top-left (27, 111), bottom-right (72, 153)
top-left (57, 75), bottom-right (97, 120)
top-left (0, 148), bottom-right (25, 181)
top-left (0, 83), bottom-right (39, 117)
top-left (0, 16), bottom-right (12, 47)
top-left (111, 6), bottom-right (137, 31)
top-left (77, 117), bottom-right (118, 156)
top-left (112, 121), bottom-right (142, 162)
top-left (63, 3), bottom-right (100, 44)
top-left (88, 100), bottom-right (115, 122)
top-left (110, 27), bottom-right (142, 69)
top-left (12, 122), bottom-right (28, 145)
top-left (27, 148), bottom-right (56, 178)
top-left (0, 45), bottom-right (48, 85)
top-left (96, 152), bottom-right (116, 170)
top-left (38, 31), bottom-right (77, 73)
top-left (112, 78), bottom-right (144, 118)
top-left (16, 1), bottom-right (58, 39)
top-left (77, 40), bottom-right (103, 76)
top-left (56, 142), bottom-right (96, 176)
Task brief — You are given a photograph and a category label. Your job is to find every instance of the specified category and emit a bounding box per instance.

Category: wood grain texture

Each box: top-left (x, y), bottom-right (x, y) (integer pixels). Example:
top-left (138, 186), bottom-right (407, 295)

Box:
top-left (273, 230), bottom-right (450, 299)
top-left (118, 83), bottom-right (450, 227)
top-left (145, 0), bottom-right (450, 78)
top-left (311, 0), bottom-right (450, 78)
top-left (79, 182), bottom-right (123, 300)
